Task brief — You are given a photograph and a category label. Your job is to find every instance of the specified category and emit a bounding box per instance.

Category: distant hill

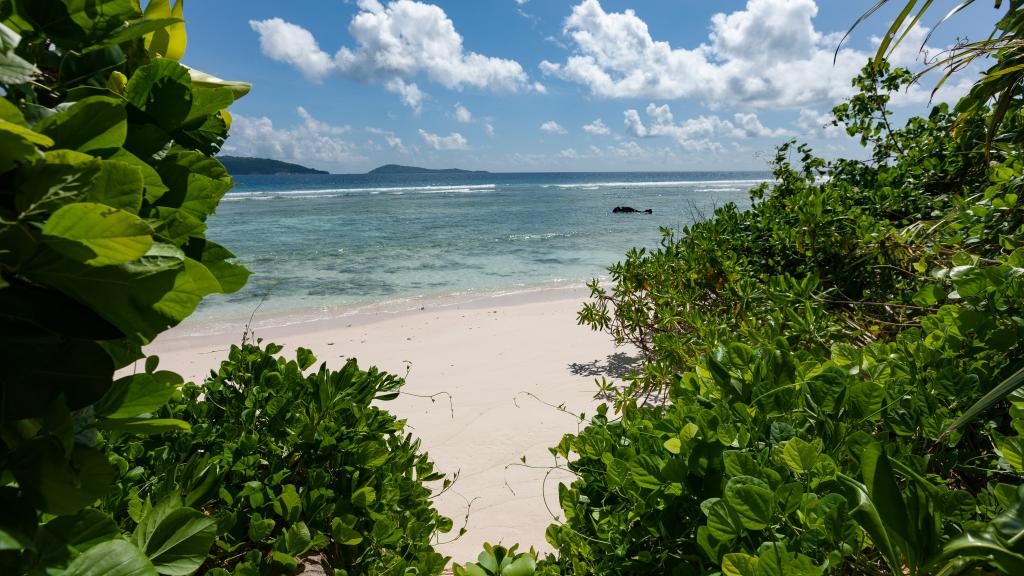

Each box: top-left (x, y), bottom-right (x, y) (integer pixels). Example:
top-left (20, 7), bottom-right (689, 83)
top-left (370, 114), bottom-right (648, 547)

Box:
top-left (218, 156), bottom-right (328, 175)
top-left (368, 164), bottom-right (489, 175)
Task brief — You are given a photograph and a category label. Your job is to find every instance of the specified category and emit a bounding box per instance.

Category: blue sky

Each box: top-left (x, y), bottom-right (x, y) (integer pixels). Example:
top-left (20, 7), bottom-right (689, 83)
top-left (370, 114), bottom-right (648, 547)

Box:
top-left (181, 1), bottom-right (1001, 173)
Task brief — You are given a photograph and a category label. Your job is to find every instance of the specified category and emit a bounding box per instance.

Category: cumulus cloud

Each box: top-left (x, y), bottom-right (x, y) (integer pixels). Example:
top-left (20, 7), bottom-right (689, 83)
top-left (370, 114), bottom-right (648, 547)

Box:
top-left (367, 127), bottom-right (408, 152)
top-left (541, 0), bottom-right (964, 109)
top-left (541, 120), bottom-right (568, 134)
top-left (224, 107), bottom-right (362, 168)
top-left (624, 103), bottom-right (786, 150)
top-left (251, 0), bottom-right (531, 108)
top-left (583, 118), bottom-right (610, 135)
top-left (419, 129), bottom-right (469, 150)
top-left (484, 123), bottom-right (495, 136)
top-left (796, 108), bottom-right (845, 138)
top-left (250, 19), bottom-right (335, 81)
top-left (454, 103), bottom-right (472, 123)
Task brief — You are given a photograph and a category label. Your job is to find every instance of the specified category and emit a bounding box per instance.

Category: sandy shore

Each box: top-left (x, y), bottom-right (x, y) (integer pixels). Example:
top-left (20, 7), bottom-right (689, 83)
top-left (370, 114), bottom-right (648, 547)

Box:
top-left (139, 286), bottom-right (637, 563)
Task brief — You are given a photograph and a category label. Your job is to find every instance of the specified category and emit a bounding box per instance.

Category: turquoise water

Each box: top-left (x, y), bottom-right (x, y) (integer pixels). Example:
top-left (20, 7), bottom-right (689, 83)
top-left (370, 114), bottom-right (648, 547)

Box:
top-left (196, 171), bottom-right (766, 323)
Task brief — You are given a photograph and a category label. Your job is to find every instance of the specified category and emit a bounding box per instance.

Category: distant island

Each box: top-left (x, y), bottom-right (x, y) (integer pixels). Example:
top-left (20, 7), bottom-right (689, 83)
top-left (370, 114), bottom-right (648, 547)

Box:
top-left (218, 156), bottom-right (328, 175)
top-left (368, 164), bottom-right (489, 175)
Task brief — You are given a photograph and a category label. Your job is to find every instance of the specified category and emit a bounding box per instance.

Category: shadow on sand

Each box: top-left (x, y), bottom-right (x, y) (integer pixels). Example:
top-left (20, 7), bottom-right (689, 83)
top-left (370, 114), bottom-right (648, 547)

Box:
top-left (568, 351), bottom-right (643, 380)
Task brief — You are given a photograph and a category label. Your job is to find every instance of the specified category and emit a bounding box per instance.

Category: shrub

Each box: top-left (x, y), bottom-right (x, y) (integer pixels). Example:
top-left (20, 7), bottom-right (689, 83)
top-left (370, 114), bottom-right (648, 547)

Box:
top-left (105, 341), bottom-right (452, 575)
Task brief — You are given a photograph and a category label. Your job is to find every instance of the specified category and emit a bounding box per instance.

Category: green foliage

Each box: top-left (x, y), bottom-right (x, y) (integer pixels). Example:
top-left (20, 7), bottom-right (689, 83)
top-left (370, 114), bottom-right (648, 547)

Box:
top-left (565, 61), bottom-right (1024, 574)
top-left (0, 1), bottom-right (249, 573)
top-left (104, 341), bottom-right (451, 575)
top-left (453, 543), bottom-right (559, 576)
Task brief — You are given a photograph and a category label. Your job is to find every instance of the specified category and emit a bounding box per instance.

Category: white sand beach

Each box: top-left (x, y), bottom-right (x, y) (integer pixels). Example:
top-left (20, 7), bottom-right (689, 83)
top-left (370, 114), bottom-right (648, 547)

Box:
top-left (139, 287), bottom-right (637, 563)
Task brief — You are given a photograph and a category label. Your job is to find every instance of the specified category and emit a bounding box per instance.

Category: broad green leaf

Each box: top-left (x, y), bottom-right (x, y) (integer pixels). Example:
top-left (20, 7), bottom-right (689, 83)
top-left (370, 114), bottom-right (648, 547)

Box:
top-left (724, 476), bottom-right (775, 530)
top-left (35, 509), bottom-right (121, 568)
top-left (35, 96), bottom-right (127, 152)
top-left (12, 440), bottom-right (116, 515)
top-left (143, 0), bottom-right (186, 61)
top-left (330, 518), bottom-right (363, 545)
top-left (98, 418), bottom-right (191, 434)
top-left (90, 159), bottom-right (146, 213)
top-left (782, 437), bottom-right (820, 474)
top-left (185, 238), bottom-right (249, 293)
top-left (42, 202), bottom-right (154, 266)
top-left (860, 444), bottom-right (912, 549)
top-left (944, 365), bottom-right (1024, 439)
top-left (187, 67), bottom-right (251, 98)
top-left (94, 371), bottom-right (183, 418)
top-left (757, 544), bottom-right (821, 576)
top-left (126, 59), bottom-right (192, 131)
top-left (275, 485), bottom-right (302, 522)
top-left (133, 499), bottom-right (216, 575)
top-left (0, 22), bottom-right (38, 84)
top-left (0, 119), bottom-right (49, 173)
top-left (351, 486), bottom-right (377, 508)
top-left (15, 149), bottom-right (101, 217)
top-left (722, 553), bottom-right (759, 576)
top-left (65, 539), bottom-right (157, 576)
top-left (501, 555), bottom-right (537, 576)
top-left (248, 517), bottom-right (275, 542)
top-left (664, 437), bottom-right (681, 454)
top-left (704, 498), bottom-right (743, 541)
top-left (835, 473), bottom-right (902, 575)
top-left (281, 522), bottom-right (312, 556)
top-left (23, 247), bottom-right (220, 343)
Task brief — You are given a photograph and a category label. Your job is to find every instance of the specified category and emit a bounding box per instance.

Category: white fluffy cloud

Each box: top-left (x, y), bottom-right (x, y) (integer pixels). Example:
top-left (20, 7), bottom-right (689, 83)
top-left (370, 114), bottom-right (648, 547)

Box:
top-left (484, 122), bottom-right (495, 136)
top-left (367, 127), bottom-right (409, 153)
top-left (541, 120), bottom-right (568, 134)
top-left (419, 129), bottom-right (469, 150)
top-left (249, 19), bottom-right (335, 81)
top-left (624, 103), bottom-right (786, 150)
top-left (541, 0), bottom-right (960, 109)
top-left (796, 108), bottom-right (845, 138)
top-left (454, 104), bottom-right (473, 123)
top-left (224, 107), bottom-right (363, 167)
top-left (251, 0), bottom-right (531, 109)
top-left (582, 118), bottom-right (610, 135)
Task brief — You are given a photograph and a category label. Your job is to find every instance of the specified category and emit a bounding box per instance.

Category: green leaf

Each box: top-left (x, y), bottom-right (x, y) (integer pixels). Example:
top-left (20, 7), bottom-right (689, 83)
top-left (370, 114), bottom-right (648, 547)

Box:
top-left (65, 539), bottom-right (158, 576)
top-left (860, 444), bottom-right (912, 549)
top-left (281, 522), bottom-right (312, 556)
top-left (42, 202), bottom-right (154, 267)
top-left (296, 347), bottom-right (317, 371)
top-left (98, 418), bottom-right (191, 434)
top-left (275, 485), bottom-right (303, 522)
top-left (0, 23), bottom-right (38, 84)
top-left (721, 553), bottom-right (759, 576)
top-left (782, 437), bottom-right (820, 474)
top-left (94, 371), bottom-right (183, 418)
top-left (351, 486), bottom-right (377, 508)
top-left (501, 555), bottom-right (537, 576)
top-left (143, 0), bottom-right (186, 61)
top-left (724, 476), bottom-right (775, 530)
top-left (836, 473), bottom-right (903, 576)
top-left (705, 498), bottom-right (743, 541)
top-left (944, 365), bottom-right (1024, 439)
top-left (133, 499), bottom-right (216, 575)
top-left (90, 159), bottom-right (146, 213)
top-left (35, 509), bottom-right (121, 568)
top-left (35, 96), bottom-right (127, 152)
top-left (330, 518), bottom-right (363, 545)
top-left (0, 119), bottom-right (49, 172)
top-left (126, 58), bottom-right (192, 131)
top-left (12, 440), bottom-right (116, 515)
top-left (248, 517), bottom-right (275, 542)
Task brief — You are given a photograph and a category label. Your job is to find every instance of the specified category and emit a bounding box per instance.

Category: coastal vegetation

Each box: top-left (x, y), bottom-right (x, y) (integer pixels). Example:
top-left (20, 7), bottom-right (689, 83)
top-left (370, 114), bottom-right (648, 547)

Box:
top-left (0, 2), bottom-right (448, 575)
top-left (216, 156), bottom-right (328, 175)
top-left (366, 164), bottom-right (489, 175)
top-left (4, 1), bottom-right (1024, 575)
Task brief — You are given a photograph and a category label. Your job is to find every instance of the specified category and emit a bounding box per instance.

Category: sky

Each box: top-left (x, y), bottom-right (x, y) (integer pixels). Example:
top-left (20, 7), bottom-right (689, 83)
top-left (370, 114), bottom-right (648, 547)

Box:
top-left (180, 0), bottom-right (1002, 173)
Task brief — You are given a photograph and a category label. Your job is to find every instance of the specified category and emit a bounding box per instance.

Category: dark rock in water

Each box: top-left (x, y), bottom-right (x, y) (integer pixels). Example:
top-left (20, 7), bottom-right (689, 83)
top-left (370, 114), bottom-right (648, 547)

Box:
top-left (613, 206), bottom-right (653, 214)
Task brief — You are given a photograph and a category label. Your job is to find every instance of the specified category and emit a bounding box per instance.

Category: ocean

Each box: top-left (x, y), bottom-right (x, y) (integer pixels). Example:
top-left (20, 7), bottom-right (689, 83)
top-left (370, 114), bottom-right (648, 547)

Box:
top-left (193, 171), bottom-right (767, 329)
